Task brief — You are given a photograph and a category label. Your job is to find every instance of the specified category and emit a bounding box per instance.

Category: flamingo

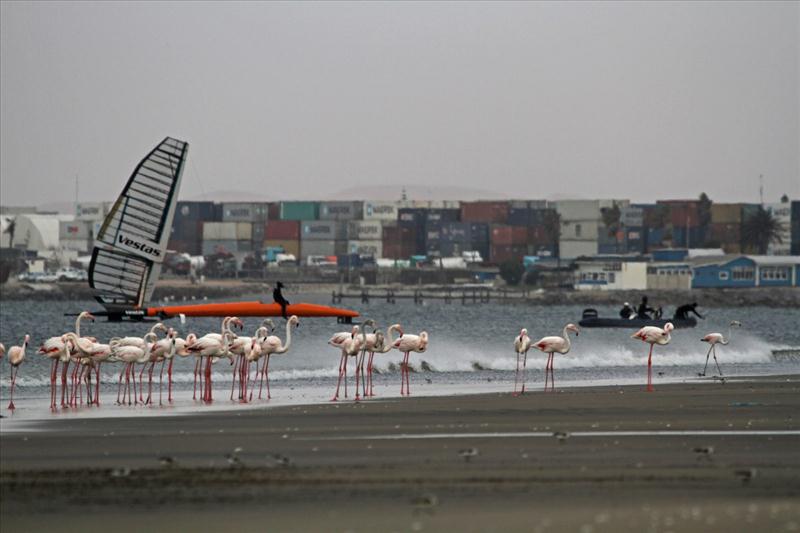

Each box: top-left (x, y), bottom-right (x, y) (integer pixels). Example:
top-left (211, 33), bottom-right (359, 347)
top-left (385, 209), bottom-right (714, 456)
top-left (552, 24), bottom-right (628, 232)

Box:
top-left (60, 331), bottom-right (111, 407)
top-left (513, 328), bottom-right (532, 396)
top-left (353, 319), bottom-right (377, 400)
top-left (330, 325), bottom-right (364, 401)
top-left (393, 330), bottom-right (429, 396)
top-left (39, 311), bottom-right (95, 409)
top-left (187, 317), bottom-right (240, 402)
top-left (0, 343), bottom-right (4, 359)
top-left (252, 315), bottom-right (299, 401)
top-left (631, 322), bottom-right (674, 392)
top-left (534, 324), bottom-right (579, 392)
top-left (363, 324), bottom-right (402, 397)
top-left (699, 321), bottom-right (741, 377)
top-left (6, 334), bottom-right (29, 410)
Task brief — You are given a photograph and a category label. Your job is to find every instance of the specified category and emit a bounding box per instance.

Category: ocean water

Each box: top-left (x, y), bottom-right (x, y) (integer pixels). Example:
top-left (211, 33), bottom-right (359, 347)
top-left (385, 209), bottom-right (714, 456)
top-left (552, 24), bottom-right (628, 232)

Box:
top-left (0, 294), bottom-right (798, 402)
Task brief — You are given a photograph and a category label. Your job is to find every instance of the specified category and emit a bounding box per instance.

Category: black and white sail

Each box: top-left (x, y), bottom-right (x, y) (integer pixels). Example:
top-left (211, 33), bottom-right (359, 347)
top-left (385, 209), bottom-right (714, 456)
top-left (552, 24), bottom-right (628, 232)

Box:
top-left (89, 137), bottom-right (188, 312)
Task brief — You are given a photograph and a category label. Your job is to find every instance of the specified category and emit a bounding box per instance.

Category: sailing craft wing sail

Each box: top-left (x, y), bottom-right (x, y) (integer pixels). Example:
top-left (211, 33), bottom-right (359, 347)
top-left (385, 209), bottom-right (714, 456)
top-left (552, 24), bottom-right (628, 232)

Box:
top-left (89, 137), bottom-right (188, 311)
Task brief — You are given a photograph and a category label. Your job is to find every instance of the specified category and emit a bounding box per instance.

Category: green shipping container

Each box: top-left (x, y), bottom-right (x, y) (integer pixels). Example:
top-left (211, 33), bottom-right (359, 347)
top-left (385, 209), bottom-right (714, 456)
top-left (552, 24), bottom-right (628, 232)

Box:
top-left (280, 201), bottom-right (319, 221)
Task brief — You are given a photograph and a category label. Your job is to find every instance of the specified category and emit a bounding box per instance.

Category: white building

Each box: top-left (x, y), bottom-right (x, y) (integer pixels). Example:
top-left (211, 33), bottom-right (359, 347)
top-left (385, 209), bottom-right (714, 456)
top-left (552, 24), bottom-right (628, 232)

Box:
top-left (555, 199), bottom-right (630, 260)
top-left (574, 256), bottom-right (648, 291)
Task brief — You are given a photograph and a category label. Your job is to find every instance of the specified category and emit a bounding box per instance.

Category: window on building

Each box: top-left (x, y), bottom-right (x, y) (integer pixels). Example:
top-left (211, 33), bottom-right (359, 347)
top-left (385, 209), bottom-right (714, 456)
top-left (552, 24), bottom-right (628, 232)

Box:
top-left (761, 267), bottom-right (788, 280)
top-left (719, 271), bottom-right (730, 281)
top-left (609, 273), bottom-right (615, 283)
top-left (731, 267), bottom-right (754, 280)
top-left (575, 224), bottom-right (582, 238)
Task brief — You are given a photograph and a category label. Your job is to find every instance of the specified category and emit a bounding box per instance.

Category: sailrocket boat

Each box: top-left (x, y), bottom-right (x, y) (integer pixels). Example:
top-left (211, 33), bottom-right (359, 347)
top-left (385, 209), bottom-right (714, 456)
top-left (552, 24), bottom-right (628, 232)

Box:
top-left (87, 137), bottom-right (358, 323)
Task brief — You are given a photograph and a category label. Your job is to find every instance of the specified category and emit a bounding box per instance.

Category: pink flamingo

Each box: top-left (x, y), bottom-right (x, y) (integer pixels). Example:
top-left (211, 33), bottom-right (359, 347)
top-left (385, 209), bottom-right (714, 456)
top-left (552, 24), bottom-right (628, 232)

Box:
top-left (39, 311), bottom-right (95, 409)
top-left (392, 329), bottom-right (429, 396)
top-left (62, 332), bottom-right (111, 407)
top-left (362, 324), bottom-right (402, 397)
top-left (6, 334), bottom-right (29, 410)
top-left (186, 317), bottom-right (240, 402)
top-left (631, 323), bottom-right (674, 392)
top-left (699, 320), bottom-right (741, 377)
top-left (513, 328), bottom-right (532, 396)
top-left (251, 315), bottom-right (299, 401)
top-left (329, 325), bottom-right (364, 401)
top-left (534, 324), bottom-right (579, 392)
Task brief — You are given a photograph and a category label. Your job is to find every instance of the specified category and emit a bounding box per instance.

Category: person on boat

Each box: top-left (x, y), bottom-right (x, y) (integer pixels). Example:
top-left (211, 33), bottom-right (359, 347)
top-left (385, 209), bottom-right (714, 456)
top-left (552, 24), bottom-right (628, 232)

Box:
top-left (636, 296), bottom-right (655, 319)
top-left (654, 306), bottom-right (663, 319)
top-left (273, 281), bottom-right (290, 319)
top-left (673, 302), bottom-right (703, 321)
top-left (619, 302), bottom-right (634, 319)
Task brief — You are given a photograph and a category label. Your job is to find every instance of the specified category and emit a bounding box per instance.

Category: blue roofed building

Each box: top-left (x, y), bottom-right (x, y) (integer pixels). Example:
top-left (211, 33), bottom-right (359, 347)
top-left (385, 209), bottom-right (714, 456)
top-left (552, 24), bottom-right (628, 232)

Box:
top-left (691, 255), bottom-right (800, 288)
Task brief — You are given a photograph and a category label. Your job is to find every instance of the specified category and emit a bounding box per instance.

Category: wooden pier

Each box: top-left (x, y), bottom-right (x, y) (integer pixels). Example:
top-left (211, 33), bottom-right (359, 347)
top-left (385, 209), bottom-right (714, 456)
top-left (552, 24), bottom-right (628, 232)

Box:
top-left (331, 287), bottom-right (533, 305)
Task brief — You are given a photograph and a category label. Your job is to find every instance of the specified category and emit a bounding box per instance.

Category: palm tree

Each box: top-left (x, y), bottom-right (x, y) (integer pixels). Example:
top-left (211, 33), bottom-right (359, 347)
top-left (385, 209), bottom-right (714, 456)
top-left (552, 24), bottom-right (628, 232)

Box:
top-left (542, 209), bottom-right (561, 259)
top-left (741, 206), bottom-right (784, 254)
top-left (600, 202), bottom-right (622, 253)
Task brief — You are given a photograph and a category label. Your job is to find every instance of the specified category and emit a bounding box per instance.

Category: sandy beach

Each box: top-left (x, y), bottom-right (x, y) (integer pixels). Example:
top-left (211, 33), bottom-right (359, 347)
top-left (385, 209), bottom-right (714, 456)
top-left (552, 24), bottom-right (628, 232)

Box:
top-left (2, 377), bottom-right (800, 532)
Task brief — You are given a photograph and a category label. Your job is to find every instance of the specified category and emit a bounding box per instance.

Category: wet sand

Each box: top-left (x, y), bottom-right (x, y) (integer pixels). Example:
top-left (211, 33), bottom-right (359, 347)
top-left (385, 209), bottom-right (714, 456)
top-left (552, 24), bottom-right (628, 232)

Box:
top-left (2, 377), bottom-right (800, 532)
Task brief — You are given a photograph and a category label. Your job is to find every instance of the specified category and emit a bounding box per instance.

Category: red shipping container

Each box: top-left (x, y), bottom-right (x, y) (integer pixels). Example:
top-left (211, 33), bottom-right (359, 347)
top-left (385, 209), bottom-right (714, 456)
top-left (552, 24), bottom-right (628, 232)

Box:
top-left (265, 220), bottom-right (300, 240)
top-left (658, 200), bottom-right (701, 228)
top-left (461, 201), bottom-right (510, 224)
top-left (491, 225), bottom-right (528, 245)
top-left (383, 225), bottom-right (416, 243)
top-left (527, 225), bottom-right (548, 245)
top-left (490, 244), bottom-right (528, 264)
top-left (267, 202), bottom-right (281, 220)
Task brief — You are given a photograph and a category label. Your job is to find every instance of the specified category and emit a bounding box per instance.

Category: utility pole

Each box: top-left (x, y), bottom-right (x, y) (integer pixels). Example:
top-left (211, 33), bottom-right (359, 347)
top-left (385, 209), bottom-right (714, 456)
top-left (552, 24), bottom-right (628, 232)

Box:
top-left (75, 173), bottom-right (79, 215)
top-left (759, 174), bottom-right (764, 205)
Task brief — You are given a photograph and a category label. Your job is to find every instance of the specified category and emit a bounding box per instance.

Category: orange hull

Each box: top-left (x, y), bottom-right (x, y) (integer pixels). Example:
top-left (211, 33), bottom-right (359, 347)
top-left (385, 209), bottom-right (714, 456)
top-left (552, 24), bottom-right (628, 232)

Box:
top-left (146, 301), bottom-right (359, 319)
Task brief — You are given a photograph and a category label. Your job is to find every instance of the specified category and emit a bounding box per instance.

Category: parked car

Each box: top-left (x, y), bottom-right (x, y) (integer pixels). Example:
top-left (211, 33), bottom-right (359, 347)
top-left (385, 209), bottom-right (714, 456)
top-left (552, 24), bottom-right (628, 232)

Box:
top-left (56, 267), bottom-right (88, 282)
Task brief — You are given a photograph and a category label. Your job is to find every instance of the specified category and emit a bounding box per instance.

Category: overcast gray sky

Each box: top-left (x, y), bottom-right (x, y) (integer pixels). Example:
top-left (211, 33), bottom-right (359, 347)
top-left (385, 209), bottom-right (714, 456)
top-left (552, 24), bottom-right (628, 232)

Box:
top-left (1, 1), bottom-right (798, 206)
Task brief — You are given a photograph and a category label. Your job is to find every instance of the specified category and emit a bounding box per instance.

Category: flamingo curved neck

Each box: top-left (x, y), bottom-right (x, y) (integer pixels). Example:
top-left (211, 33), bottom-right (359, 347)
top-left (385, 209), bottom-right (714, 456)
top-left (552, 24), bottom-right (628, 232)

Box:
top-left (276, 320), bottom-right (294, 354)
top-left (561, 326), bottom-right (572, 352)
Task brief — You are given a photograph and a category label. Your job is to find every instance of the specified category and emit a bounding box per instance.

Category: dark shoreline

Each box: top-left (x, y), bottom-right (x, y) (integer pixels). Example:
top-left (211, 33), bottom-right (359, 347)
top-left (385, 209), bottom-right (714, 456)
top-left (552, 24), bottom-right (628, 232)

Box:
top-left (2, 377), bottom-right (799, 531)
top-left (1, 279), bottom-right (798, 307)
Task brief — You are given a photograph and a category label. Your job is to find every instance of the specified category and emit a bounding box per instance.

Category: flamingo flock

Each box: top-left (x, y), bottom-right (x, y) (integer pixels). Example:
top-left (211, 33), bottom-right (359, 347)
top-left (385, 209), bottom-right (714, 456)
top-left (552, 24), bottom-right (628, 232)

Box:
top-left (1, 314), bottom-right (430, 411)
top-left (1, 312), bottom-right (744, 411)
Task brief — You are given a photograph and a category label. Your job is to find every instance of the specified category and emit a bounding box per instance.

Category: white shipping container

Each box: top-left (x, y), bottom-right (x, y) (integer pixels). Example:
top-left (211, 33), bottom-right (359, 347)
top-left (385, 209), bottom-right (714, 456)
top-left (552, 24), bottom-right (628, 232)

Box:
top-left (347, 240), bottom-right (383, 257)
top-left (362, 202), bottom-right (398, 221)
top-left (301, 221), bottom-right (346, 241)
top-left (221, 202), bottom-right (269, 222)
top-left (300, 240), bottom-right (344, 260)
top-left (347, 220), bottom-right (383, 240)
top-left (203, 222), bottom-right (252, 241)
top-left (319, 201), bottom-right (363, 221)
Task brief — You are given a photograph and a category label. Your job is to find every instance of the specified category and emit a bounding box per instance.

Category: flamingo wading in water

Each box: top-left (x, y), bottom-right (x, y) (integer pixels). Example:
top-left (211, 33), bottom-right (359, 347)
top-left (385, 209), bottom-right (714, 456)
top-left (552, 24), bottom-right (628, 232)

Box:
top-left (252, 315), bottom-right (299, 401)
top-left (533, 324), bottom-right (579, 392)
top-left (393, 329), bottom-right (428, 396)
top-left (329, 325), bottom-right (364, 401)
top-left (631, 322), bottom-right (674, 392)
top-left (363, 324), bottom-right (401, 397)
top-left (6, 334), bottom-right (29, 410)
top-left (699, 321), bottom-right (741, 377)
top-left (513, 328), bottom-right (532, 396)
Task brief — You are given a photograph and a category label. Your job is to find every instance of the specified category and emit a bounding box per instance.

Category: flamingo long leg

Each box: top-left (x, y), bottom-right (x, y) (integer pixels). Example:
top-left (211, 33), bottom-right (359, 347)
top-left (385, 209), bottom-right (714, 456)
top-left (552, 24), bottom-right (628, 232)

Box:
top-left (50, 359), bottom-right (59, 410)
top-left (230, 355), bottom-right (240, 401)
top-left (193, 358), bottom-right (200, 400)
top-left (61, 361), bottom-right (70, 408)
top-left (158, 360), bottom-right (165, 406)
top-left (117, 364), bottom-right (126, 404)
top-left (367, 352), bottom-right (375, 397)
top-left (94, 364), bottom-right (102, 406)
top-left (522, 352), bottom-right (528, 394)
top-left (7, 366), bottom-right (17, 410)
top-left (647, 344), bottom-right (654, 392)
top-left (701, 344), bottom-right (713, 376)
top-left (713, 345), bottom-right (723, 376)
top-left (167, 358), bottom-right (174, 403)
top-left (264, 356), bottom-right (271, 400)
top-left (513, 352), bottom-right (521, 395)
top-left (332, 351), bottom-right (346, 401)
